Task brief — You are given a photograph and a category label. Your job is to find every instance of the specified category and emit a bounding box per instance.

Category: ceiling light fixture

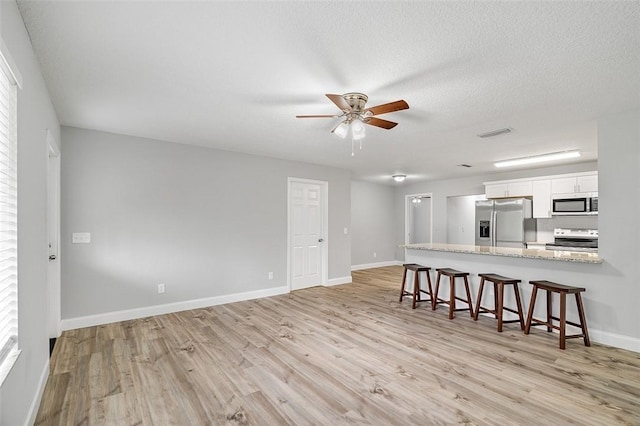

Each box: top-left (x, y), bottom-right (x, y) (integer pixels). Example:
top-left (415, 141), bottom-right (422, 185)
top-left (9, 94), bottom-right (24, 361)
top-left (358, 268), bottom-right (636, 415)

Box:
top-left (411, 196), bottom-right (422, 204)
top-left (494, 150), bottom-right (581, 168)
top-left (392, 174), bottom-right (406, 182)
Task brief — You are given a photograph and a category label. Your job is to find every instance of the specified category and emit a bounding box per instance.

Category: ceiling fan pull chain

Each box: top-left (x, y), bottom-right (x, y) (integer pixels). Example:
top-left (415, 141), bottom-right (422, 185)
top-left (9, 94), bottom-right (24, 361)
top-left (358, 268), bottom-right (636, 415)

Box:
top-left (359, 139), bottom-right (363, 151)
top-left (351, 137), bottom-right (355, 157)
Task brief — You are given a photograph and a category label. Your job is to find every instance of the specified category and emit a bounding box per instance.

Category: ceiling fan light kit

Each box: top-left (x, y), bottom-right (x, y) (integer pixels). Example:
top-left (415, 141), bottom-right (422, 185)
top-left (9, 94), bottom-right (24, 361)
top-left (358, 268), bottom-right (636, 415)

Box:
top-left (392, 174), bottom-right (406, 182)
top-left (297, 92), bottom-right (409, 156)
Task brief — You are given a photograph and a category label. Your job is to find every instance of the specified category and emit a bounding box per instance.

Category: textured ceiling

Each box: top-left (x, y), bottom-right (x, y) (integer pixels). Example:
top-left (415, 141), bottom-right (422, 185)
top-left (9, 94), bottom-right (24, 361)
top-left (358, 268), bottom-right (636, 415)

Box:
top-left (17, 1), bottom-right (640, 184)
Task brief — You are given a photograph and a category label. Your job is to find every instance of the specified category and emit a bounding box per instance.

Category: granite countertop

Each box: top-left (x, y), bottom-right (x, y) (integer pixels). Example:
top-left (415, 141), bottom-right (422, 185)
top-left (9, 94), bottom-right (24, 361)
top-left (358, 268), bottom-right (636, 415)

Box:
top-left (403, 243), bottom-right (602, 264)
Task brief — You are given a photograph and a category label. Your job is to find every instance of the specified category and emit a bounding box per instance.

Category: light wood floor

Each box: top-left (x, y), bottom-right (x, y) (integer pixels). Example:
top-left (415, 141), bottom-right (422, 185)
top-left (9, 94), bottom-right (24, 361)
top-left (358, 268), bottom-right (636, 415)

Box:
top-left (36, 266), bottom-right (640, 425)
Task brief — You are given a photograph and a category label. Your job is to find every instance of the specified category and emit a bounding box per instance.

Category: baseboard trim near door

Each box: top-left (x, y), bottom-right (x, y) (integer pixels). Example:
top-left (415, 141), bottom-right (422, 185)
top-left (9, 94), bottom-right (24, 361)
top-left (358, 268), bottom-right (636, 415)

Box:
top-left (60, 285), bottom-right (290, 331)
top-left (325, 276), bottom-right (352, 287)
top-left (24, 358), bottom-right (49, 426)
top-left (351, 260), bottom-right (402, 271)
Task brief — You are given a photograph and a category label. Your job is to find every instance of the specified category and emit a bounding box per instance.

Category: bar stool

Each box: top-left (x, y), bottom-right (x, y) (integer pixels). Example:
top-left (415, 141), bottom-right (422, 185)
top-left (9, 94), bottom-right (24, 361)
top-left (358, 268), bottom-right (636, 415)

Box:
top-left (473, 273), bottom-right (525, 332)
top-left (399, 264), bottom-right (434, 309)
top-left (433, 268), bottom-right (474, 319)
top-left (524, 280), bottom-right (591, 349)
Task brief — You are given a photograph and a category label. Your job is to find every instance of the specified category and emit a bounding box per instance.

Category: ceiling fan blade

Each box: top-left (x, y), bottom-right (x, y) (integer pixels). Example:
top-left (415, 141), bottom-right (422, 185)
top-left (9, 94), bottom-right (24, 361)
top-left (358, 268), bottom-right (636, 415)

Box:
top-left (364, 100), bottom-right (409, 116)
top-left (364, 117), bottom-right (398, 129)
top-left (296, 114), bottom-right (339, 118)
top-left (326, 94), bottom-right (352, 112)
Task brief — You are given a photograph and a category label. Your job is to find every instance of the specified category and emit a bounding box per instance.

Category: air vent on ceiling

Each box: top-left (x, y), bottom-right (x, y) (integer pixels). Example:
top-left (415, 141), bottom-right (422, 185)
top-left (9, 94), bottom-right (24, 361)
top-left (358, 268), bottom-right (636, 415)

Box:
top-left (477, 128), bottom-right (513, 138)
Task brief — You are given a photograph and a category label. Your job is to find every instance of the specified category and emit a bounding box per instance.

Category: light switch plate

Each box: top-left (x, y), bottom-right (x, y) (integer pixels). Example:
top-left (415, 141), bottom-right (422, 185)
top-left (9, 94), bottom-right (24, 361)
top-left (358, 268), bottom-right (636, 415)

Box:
top-left (72, 232), bottom-right (91, 244)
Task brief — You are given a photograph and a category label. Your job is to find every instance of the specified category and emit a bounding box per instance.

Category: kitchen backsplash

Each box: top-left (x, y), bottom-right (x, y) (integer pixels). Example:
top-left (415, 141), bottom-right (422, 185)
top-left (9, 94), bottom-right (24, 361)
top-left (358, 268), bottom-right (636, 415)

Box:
top-left (535, 216), bottom-right (599, 242)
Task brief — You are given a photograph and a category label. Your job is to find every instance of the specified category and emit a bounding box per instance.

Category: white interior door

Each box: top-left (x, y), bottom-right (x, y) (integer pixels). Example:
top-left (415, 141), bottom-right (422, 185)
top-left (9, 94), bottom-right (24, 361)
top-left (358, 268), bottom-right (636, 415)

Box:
top-left (289, 179), bottom-right (326, 290)
top-left (47, 131), bottom-right (61, 338)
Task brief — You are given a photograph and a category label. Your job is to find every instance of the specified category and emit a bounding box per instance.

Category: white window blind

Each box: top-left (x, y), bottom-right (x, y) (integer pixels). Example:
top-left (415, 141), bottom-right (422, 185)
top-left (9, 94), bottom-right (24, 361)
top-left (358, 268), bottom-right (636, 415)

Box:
top-left (0, 52), bottom-right (18, 382)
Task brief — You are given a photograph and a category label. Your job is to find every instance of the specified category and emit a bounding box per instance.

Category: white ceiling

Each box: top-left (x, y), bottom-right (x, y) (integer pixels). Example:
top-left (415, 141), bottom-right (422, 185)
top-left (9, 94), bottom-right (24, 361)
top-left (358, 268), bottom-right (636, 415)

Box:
top-left (17, 1), bottom-right (640, 184)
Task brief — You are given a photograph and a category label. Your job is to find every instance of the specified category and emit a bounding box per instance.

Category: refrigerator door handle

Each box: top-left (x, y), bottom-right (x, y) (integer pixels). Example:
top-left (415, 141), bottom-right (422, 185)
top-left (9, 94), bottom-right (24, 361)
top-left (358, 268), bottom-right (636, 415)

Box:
top-left (492, 210), bottom-right (497, 247)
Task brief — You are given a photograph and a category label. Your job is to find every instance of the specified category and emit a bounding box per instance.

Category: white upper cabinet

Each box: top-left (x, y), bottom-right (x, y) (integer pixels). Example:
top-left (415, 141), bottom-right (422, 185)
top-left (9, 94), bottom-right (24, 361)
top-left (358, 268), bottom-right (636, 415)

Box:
top-left (532, 180), bottom-right (552, 218)
top-left (551, 172), bottom-right (598, 194)
top-left (485, 181), bottom-right (533, 199)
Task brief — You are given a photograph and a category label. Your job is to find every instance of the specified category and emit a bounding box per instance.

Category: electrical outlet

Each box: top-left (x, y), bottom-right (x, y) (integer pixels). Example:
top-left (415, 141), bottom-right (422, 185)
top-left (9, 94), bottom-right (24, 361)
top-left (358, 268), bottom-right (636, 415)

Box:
top-left (268, 272), bottom-right (273, 280)
top-left (72, 232), bottom-right (91, 244)
top-left (373, 252), bottom-right (377, 258)
top-left (158, 283), bottom-right (165, 294)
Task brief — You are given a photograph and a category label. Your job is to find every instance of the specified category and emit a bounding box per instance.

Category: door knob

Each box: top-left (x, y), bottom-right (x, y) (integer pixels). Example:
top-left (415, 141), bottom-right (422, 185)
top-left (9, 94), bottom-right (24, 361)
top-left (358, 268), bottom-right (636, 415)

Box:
top-left (318, 238), bottom-right (324, 242)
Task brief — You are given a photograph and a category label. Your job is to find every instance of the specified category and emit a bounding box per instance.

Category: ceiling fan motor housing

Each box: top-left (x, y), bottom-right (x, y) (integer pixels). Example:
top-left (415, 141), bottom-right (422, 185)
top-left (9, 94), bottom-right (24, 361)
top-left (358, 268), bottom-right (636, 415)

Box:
top-left (342, 93), bottom-right (368, 112)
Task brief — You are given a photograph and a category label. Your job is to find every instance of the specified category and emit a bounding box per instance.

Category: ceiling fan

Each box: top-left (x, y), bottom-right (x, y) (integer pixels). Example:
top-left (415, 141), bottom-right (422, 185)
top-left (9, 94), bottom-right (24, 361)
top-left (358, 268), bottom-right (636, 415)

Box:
top-left (296, 93), bottom-right (409, 138)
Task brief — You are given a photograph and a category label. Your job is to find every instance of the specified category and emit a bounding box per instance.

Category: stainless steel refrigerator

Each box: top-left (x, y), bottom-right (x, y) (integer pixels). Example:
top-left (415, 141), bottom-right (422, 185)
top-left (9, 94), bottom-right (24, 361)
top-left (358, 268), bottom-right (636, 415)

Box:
top-left (475, 199), bottom-right (536, 248)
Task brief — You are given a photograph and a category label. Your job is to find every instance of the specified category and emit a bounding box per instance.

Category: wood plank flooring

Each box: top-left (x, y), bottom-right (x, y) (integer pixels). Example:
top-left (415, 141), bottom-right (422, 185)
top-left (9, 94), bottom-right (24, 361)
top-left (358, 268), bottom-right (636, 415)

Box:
top-left (36, 266), bottom-right (640, 425)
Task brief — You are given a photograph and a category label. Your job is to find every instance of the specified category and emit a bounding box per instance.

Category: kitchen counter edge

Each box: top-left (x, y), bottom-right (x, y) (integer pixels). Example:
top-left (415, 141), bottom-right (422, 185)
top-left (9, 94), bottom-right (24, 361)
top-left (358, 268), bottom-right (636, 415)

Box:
top-left (402, 243), bottom-right (602, 264)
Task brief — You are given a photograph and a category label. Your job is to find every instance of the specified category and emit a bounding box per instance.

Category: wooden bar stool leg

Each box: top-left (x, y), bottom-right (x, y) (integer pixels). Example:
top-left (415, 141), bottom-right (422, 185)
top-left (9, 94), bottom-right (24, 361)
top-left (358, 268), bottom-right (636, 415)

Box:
top-left (496, 283), bottom-right (504, 332)
top-left (463, 275), bottom-right (474, 318)
top-left (493, 283), bottom-right (499, 319)
top-left (575, 293), bottom-right (591, 347)
top-left (448, 275), bottom-right (455, 319)
top-left (546, 289), bottom-right (553, 332)
top-left (513, 284), bottom-right (525, 330)
top-left (473, 277), bottom-right (485, 321)
top-left (524, 285), bottom-right (538, 334)
top-left (412, 271), bottom-right (420, 309)
top-left (433, 272), bottom-right (442, 311)
top-left (399, 267), bottom-right (408, 302)
top-left (426, 272), bottom-right (435, 310)
top-left (559, 292), bottom-right (566, 349)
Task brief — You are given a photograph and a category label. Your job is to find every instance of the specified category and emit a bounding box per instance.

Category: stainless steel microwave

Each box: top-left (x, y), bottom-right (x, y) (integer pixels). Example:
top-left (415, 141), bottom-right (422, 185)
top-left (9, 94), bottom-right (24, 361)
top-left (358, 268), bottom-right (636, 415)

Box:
top-left (552, 194), bottom-right (598, 215)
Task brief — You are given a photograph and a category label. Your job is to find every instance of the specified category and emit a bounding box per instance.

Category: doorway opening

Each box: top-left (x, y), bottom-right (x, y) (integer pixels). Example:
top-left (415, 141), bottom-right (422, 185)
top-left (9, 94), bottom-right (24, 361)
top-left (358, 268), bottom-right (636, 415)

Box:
top-left (405, 193), bottom-right (433, 245)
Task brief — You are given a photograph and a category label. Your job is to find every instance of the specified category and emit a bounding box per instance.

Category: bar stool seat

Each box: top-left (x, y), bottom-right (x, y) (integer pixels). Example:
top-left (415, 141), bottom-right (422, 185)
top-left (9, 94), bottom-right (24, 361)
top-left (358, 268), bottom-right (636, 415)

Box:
top-left (524, 280), bottom-right (591, 349)
top-left (399, 264), bottom-right (434, 309)
top-left (433, 268), bottom-right (474, 319)
top-left (473, 273), bottom-right (525, 332)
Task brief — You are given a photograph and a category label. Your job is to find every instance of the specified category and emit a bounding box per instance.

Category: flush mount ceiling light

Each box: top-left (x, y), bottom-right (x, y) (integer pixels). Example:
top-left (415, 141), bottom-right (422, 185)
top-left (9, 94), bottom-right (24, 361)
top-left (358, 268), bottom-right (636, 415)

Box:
top-left (411, 196), bottom-right (422, 204)
top-left (494, 150), bottom-right (581, 168)
top-left (392, 174), bottom-right (406, 182)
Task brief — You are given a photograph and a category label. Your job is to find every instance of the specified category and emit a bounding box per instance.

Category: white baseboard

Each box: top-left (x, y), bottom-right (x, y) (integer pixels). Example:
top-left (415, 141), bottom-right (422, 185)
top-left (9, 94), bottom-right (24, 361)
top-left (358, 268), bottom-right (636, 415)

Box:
top-left (351, 260), bottom-right (402, 271)
top-left (590, 329), bottom-right (640, 353)
top-left (24, 358), bottom-right (49, 426)
top-left (325, 276), bottom-right (352, 286)
top-left (61, 285), bottom-right (290, 331)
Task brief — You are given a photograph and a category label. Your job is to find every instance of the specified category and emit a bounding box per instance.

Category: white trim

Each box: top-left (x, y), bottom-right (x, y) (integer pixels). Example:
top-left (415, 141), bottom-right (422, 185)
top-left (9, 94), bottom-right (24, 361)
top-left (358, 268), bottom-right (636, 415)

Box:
top-left (590, 329), bottom-right (640, 353)
top-left (23, 359), bottom-right (50, 426)
top-left (47, 130), bottom-right (62, 338)
top-left (0, 38), bottom-right (23, 88)
top-left (351, 260), bottom-right (402, 271)
top-left (60, 285), bottom-right (289, 331)
top-left (325, 276), bottom-right (352, 287)
top-left (287, 177), bottom-right (329, 292)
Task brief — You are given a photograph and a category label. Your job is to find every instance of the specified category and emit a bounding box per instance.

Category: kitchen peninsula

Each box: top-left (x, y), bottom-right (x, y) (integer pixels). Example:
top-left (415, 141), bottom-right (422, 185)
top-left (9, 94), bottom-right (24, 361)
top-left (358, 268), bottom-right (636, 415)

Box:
top-left (403, 242), bottom-right (611, 346)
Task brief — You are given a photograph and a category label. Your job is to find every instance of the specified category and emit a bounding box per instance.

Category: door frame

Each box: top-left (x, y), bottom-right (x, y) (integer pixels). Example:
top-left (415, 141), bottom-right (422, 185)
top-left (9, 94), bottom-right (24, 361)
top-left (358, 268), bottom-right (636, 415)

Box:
top-left (46, 129), bottom-right (61, 338)
top-left (404, 192), bottom-right (433, 245)
top-left (287, 177), bottom-right (329, 291)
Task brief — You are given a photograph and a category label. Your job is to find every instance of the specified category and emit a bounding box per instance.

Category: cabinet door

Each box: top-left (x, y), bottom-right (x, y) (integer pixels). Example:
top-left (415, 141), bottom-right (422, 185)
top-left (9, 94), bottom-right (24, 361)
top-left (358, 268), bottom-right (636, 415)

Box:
top-left (507, 181), bottom-right (533, 197)
top-left (485, 183), bottom-right (508, 199)
top-left (551, 177), bottom-right (577, 194)
top-left (577, 174), bottom-right (598, 193)
top-left (532, 180), bottom-right (551, 218)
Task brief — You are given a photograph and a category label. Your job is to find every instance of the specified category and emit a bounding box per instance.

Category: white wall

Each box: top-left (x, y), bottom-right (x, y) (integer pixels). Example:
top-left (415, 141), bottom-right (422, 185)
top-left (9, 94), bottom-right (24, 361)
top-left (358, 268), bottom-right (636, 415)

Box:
top-left (596, 109), bottom-right (639, 343)
top-left (61, 127), bottom-right (351, 324)
top-left (447, 194), bottom-right (485, 245)
top-left (350, 180), bottom-right (396, 268)
top-left (0, 1), bottom-right (61, 425)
